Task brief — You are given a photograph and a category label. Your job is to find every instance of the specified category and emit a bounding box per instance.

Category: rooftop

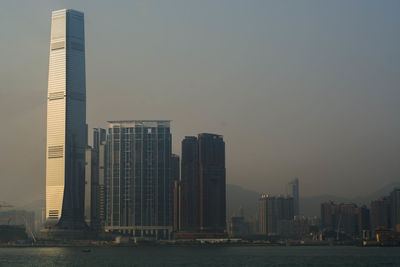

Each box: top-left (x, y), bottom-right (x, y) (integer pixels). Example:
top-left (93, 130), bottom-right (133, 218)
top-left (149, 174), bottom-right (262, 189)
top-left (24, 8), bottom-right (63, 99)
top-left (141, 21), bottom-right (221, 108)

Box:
top-left (107, 120), bottom-right (171, 127)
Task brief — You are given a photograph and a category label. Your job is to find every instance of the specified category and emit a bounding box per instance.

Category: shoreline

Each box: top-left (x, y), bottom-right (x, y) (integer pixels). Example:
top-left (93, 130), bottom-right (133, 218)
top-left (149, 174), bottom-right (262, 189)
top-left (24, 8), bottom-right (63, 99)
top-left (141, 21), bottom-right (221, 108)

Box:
top-left (1, 242), bottom-right (396, 248)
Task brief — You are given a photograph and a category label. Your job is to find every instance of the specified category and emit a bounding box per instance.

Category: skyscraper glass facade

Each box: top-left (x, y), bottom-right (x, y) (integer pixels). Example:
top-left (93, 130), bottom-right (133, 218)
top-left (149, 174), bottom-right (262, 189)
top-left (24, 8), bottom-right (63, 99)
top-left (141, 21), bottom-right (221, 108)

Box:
top-left (45, 9), bottom-right (86, 228)
top-left (105, 121), bottom-right (172, 238)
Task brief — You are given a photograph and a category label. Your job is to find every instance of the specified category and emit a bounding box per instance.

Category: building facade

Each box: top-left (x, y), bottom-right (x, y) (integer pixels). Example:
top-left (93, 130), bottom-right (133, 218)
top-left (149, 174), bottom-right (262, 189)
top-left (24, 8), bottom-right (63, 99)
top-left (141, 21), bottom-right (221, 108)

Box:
top-left (370, 197), bottom-right (392, 233)
top-left (180, 136), bottom-right (200, 231)
top-left (171, 154), bottom-right (180, 231)
top-left (258, 194), bottom-right (294, 236)
top-left (321, 201), bottom-right (370, 238)
top-left (198, 133), bottom-right (226, 232)
top-left (84, 147), bottom-right (96, 226)
top-left (105, 121), bottom-right (172, 239)
top-left (45, 9), bottom-right (86, 228)
top-left (84, 128), bottom-right (107, 230)
top-left (391, 189), bottom-right (400, 232)
top-left (180, 134), bottom-right (226, 233)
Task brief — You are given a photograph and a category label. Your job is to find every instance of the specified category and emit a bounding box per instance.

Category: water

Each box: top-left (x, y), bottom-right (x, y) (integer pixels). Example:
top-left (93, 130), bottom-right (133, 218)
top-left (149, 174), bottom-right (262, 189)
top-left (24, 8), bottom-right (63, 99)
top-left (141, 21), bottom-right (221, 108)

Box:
top-left (1, 246), bottom-right (400, 267)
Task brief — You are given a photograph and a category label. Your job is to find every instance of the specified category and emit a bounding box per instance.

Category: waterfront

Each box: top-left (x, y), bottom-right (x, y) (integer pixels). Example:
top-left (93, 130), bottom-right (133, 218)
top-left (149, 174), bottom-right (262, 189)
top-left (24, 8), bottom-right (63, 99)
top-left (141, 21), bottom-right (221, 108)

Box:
top-left (1, 246), bottom-right (400, 267)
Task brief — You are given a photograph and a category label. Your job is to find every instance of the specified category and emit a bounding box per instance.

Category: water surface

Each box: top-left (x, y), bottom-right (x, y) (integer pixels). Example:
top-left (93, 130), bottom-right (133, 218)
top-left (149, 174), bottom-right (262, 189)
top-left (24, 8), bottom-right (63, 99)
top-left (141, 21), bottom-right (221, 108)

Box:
top-left (1, 246), bottom-right (400, 266)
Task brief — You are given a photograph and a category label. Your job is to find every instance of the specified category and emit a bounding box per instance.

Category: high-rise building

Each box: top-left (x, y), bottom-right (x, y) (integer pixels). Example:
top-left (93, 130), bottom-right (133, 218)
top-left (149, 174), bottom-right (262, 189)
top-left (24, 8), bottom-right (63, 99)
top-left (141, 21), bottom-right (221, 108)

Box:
top-left (390, 189), bottom-right (400, 232)
top-left (286, 178), bottom-right (299, 216)
top-left (84, 128), bottom-right (107, 230)
top-left (198, 133), bottom-right (226, 232)
top-left (338, 203), bottom-right (358, 236)
top-left (171, 154), bottom-right (180, 231)
top-left (357, 205), bottom-right (371, 232)
top-left (321, 201), bottom-right (368, 238)
top-left (93, 128), bottom-right (107, 151)
top-left (84, 146), bottom-right (95, 226)
top-left (180, 136), bottom-right (200, 231)
top-left (320, 201), bottom-right (337, 231)
top-left (105, 120), bottom-right (173, 239)
top-left (370, 197), bottom-right (391, 233)
top-left (45, 9), bottom-right (86, 228)
top-left (180, 134), bottom-right (226, 233)
top-left (258, 194), bottom-right (294, 235)
top-left (96, 130), bottom-right (107, 229)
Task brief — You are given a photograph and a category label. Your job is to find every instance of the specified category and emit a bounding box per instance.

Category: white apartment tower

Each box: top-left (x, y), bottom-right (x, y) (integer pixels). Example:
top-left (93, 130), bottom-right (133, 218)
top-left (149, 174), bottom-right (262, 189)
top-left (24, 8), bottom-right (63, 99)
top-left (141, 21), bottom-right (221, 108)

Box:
top-left (46, 9), bottom-right (87, 228)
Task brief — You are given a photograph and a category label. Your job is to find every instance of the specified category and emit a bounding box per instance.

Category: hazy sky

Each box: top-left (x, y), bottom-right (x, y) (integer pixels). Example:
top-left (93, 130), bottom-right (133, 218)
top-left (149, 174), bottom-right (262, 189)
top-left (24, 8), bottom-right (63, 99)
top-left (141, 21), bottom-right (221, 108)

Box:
top-left (1, 0), bottom-right (400, 206)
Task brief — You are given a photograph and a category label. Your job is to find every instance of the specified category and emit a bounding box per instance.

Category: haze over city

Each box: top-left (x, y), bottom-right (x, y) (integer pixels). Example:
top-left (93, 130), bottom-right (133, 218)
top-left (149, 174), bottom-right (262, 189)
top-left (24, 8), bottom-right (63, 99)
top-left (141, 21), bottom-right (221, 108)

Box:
top-left (1, 0), bottom-right (400, 207)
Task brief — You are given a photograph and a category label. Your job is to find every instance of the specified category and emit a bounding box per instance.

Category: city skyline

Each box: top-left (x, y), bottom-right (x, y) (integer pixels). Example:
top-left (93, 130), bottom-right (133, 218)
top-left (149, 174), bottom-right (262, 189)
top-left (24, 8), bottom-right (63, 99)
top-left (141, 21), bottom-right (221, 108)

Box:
top-left (2, 5), bottom-right (400, 266)
top-left (1, 1), bottom-right (400, 207)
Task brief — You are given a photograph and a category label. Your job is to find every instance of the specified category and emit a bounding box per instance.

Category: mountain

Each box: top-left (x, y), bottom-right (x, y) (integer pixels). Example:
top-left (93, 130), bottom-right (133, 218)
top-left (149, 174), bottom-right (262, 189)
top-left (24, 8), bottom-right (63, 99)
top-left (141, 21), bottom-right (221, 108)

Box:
top-left (226, 184), bottom-right (259, 218)
top-left (352, 182), bottom-right (400, 204)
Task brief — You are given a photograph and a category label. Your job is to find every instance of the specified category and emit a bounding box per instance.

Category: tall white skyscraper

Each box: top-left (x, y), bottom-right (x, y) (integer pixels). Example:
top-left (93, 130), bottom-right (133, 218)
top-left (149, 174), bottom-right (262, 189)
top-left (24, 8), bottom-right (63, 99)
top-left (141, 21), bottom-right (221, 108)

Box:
top-left (46, 9), bottom-right (87, 228)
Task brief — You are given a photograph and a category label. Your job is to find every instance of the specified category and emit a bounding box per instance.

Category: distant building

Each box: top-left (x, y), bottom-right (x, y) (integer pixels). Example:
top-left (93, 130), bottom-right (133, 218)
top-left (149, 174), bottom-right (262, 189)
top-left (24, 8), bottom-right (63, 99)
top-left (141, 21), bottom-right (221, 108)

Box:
top-left (0, 210), bottom-right (35, 237)
top-left (321, 201), bottom-right (370, 238)
top-left (291, 216), bottom-right (320, 240)
top-left (171, 154), bottom-right (180, 231)
top-left (93, 128), bottom-right (106, 151)
top-left (390, 189), bottom-right (400, 232)
top-left (228, 216), bottom-right (249, 238)
top-left (320, 201), bottom-right (337, 231)
top-left (286, 178), bottom-right (299, 216)
top-left (357, 205), bottom-right (370, 232)
top-left (338, 203), bottom-right (358, 236)
top-left (370, 197), bottom-right (391, 233)
top-left (228, 205), bottom-right (249, 237)
top-left (104, 120), bottom-right (173, 239)
top-left (258, 194), bottom-right (294, 236)
top-left (84, 128), bottom-right (107, 230)
top-left (96, 129), bottom-right (107, 230)
top-left (84, 146), bottom-right (96, 226)
top-left (180, 134), bottom-right (226, 233)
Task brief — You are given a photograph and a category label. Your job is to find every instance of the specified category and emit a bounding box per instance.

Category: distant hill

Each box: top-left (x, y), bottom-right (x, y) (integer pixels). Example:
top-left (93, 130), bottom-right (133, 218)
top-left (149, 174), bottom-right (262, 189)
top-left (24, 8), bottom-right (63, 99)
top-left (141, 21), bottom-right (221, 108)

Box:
top-left (226, 184), bottom-right (259, 218)
top-left (16, 198), bottom-right (44, 220)
top-left (352, 182), bottom-right (400, 204)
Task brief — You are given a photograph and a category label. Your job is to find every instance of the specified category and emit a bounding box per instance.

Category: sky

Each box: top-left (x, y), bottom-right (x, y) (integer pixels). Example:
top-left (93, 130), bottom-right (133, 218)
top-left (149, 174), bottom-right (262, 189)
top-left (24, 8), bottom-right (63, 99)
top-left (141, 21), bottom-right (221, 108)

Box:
top-left (1, 0), bottom-right (400, 206)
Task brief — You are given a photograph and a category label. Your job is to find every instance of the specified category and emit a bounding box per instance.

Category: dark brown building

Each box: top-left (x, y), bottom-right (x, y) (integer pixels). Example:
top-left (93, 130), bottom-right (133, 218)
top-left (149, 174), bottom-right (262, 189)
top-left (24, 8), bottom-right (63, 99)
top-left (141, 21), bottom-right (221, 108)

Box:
top-left (180, 134), bottom-right (226, 233)
top-left (180, 136), bottom-right (200, 231)
top-left (371, 197), bottom-right (391, 233)
top-left (198, 133), bottom-right (226, 232)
